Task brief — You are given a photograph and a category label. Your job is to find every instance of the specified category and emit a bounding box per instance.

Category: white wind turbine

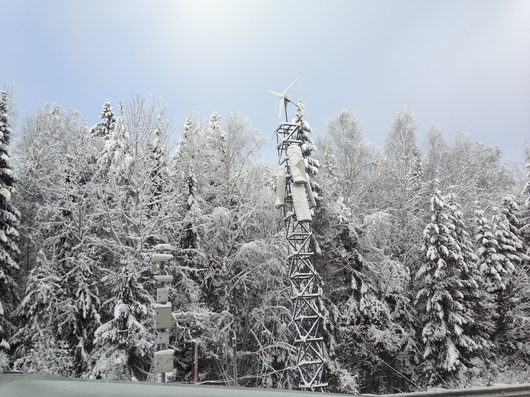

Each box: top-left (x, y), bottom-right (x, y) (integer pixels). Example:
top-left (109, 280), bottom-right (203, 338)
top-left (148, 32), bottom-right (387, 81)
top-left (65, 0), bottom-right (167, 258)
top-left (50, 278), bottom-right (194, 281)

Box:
top-left (268, 80), bottom-right (297, 121)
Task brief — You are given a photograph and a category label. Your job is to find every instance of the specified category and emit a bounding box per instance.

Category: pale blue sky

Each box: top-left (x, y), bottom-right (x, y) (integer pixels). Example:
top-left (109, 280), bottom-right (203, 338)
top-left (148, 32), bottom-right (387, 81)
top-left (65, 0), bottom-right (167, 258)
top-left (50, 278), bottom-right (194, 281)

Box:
top-left (2, 0), bottom-right (529, 162)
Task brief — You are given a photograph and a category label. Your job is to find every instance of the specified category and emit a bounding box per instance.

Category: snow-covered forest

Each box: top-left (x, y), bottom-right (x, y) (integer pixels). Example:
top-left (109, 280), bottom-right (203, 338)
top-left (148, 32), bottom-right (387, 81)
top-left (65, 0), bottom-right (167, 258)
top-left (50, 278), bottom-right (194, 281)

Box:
top-left (0, 91), bottom-right (528, 394)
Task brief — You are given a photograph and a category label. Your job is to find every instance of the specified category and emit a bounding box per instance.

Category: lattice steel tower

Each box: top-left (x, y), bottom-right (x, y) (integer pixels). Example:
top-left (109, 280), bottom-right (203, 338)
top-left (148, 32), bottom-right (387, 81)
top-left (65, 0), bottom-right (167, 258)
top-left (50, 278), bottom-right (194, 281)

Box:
top-left (271, 86), bottom-right (327, 391)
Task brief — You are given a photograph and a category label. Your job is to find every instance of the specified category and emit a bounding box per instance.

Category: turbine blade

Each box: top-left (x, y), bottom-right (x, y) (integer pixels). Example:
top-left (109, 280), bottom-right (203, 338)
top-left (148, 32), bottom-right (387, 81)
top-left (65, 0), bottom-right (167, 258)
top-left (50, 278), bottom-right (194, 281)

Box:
top-left (278, 99), bottom-right (284, 119)
top-left (283, 79), bottom-right (298, 95)
top-left (268, 90), bottom-right (283, 98)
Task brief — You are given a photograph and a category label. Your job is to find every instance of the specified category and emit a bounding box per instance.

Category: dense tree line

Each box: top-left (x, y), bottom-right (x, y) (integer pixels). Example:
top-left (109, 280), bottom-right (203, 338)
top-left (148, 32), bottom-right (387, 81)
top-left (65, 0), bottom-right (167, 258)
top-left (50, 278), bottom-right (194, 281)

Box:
top-left (0, 93), bottom-right (528, 393)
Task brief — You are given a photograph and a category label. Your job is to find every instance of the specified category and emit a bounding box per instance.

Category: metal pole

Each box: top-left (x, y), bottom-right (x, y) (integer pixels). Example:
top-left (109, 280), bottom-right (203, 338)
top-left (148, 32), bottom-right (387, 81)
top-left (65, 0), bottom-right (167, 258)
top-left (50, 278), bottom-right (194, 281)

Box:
top-left (232, 331), bottom-right (238, 386)
top-left (191, 342), bottom-right (199, 383)
top-left (152, 245), bottom-right (174, 383)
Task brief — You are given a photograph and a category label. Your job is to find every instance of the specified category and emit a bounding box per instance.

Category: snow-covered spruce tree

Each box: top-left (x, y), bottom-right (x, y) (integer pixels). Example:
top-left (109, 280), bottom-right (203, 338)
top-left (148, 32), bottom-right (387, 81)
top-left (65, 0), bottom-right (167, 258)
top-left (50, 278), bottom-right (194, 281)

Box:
top-left (91, 261), bottom-right (154, 380)
top-left (173, 116), bottom-right (196, 174)
top-left (508, 155), bottom-right (530, 363)
top-left (0, 91), bottom-right (21, 370)
top-left (491, 211), bottom-right (518, 277)
top-left (475, 210), bottom-right (505, 292)
top-left (490, 200), bottom-right (529, 360)
top-left (201, 111), bottom-right (231, 210)
top-left (146, 114), bottom-right (169, 207)
top-left (415, 186), bottom-right (476, 387)
top-left (179, 172), bottom-right (202, 250)
top-left (521, 151), bottom-right (530, 257)
top-left (209, 111), bottom-right (221, 131)
top-left (445, 195), bottom-right (494, 374)
top-left (12, 250), bottom-right (74, 375)
top-left (409, 148), bottom-right (423, 192)
top-left (91, 100), bottom-right (116, 138)
top-left (173, 116), bottom-right (202, 247)
top-left (96, 114), bottom-right (133, 184)
top-left (501, 195), bottom-right (528, 262)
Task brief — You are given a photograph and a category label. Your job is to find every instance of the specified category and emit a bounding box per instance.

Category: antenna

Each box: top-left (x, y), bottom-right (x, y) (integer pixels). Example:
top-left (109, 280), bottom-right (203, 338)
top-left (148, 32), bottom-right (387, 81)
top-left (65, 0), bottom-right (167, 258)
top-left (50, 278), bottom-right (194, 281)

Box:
top-left (268, 80), bottom-right (297, 121)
